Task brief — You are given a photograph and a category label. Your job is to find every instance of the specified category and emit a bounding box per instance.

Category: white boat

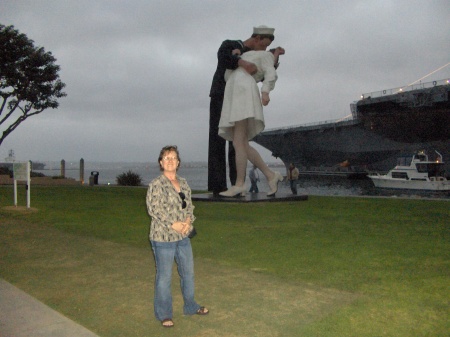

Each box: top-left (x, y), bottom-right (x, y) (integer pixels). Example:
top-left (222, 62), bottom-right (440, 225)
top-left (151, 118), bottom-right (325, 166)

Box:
top-left (368, 151), bottom-right (450, 191)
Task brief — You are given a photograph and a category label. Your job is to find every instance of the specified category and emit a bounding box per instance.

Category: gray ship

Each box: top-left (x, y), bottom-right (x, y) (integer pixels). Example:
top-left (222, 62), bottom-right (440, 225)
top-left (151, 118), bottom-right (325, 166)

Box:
top-left (253, 79), bottom-right (450, 176)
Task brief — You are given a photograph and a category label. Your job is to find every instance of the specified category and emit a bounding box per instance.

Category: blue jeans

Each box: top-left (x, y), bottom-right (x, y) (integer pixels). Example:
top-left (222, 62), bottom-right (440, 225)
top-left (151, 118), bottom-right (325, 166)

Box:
top-left (151, 238), bottom-right (200, 320)
top-left (249, 179), bottom-right (259, 193)
top-left (289, 179), bottom-right (297, 194)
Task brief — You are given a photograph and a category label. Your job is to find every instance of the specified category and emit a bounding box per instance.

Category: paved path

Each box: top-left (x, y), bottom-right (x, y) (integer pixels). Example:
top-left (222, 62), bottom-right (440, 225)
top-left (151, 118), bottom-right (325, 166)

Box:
top-left (0, 279), bottom-right (100, 337)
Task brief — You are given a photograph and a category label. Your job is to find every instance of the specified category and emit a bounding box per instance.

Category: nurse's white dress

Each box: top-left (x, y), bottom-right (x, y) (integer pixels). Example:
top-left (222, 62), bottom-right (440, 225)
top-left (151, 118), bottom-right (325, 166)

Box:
top-left (218, 51), bottom-right (278, 141)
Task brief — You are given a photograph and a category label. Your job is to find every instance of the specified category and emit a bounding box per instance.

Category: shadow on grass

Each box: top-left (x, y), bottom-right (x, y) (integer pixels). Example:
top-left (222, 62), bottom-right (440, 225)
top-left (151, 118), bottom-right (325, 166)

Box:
top-left (1, 219), bottom-right (358, 337)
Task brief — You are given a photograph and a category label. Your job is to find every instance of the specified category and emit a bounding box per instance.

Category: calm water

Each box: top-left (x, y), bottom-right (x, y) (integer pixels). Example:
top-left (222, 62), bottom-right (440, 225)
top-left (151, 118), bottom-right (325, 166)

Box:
top-left (35, 161), bottom-right (450, 199)
top-left (35, 162), bottom-right (209, 189)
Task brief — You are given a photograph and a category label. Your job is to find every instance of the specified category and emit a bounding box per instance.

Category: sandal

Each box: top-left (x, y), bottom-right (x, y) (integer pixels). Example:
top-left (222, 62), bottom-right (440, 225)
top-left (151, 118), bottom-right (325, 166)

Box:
top-left (196, 306), bottom-right (209, 315)
top-left (161, 318), bottom-right (174, 328)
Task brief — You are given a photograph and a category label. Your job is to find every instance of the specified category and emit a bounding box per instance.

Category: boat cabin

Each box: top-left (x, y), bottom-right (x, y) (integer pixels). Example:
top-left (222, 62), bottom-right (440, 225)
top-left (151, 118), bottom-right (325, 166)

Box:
top-left (394, 152), bottom-right (446, 180)
top-left (368, 150), bottom-right (449, 190)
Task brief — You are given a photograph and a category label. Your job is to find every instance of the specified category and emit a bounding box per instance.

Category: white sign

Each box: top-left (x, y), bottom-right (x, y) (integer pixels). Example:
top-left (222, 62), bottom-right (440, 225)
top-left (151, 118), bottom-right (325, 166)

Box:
top-left (13, 161), bottom-right (31, 208)
top-left (13, 162), bottom-right (29, 181)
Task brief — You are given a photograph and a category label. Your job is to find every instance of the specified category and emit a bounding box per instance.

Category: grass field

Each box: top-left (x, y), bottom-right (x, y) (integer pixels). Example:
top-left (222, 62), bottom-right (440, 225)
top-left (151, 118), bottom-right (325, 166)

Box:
top-left (0, 185), bottom-right (448, 336)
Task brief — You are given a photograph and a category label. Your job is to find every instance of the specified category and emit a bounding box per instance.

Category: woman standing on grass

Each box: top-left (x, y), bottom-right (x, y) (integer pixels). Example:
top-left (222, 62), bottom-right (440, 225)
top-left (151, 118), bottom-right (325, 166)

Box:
top-left (146, 145), bottom-right (208, 328)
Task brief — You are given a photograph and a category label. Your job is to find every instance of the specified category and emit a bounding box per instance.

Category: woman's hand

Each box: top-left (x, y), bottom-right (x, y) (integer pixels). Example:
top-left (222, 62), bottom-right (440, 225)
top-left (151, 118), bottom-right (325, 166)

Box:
top-left (272, 47), bottom-right (285, 67)
top-left (172, 221), bottom-right (191, 236)
top-left (182, 223), bottom-right (192, 236)
top-left (183, 217), bottom-right (192, 235)
top-left (273, 47), bottom-right (285, 56)
top-left (261, 92), bottom-right (270, 106)
top-left (232, 49), bottom-right (241, 56)
top-left (184, 217), bottom-right (191, 227)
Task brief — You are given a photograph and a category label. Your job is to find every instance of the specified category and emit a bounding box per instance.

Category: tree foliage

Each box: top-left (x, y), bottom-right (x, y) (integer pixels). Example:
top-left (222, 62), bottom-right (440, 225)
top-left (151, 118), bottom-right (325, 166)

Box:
top-left (0, 24), bottom-right (66, 146)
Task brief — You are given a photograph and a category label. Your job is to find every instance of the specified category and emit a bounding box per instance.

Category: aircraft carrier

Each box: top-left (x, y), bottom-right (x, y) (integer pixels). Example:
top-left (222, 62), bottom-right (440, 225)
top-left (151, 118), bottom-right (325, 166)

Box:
top-left (253, 79), bottom-right (450, 175)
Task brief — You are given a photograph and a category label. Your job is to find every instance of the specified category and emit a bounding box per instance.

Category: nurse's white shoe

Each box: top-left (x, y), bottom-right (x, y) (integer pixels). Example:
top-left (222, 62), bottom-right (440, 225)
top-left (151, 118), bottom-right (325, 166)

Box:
top-left (267, 172), bottom-right (283, 196)
top-left (219, 185), bottom-right (246, 197)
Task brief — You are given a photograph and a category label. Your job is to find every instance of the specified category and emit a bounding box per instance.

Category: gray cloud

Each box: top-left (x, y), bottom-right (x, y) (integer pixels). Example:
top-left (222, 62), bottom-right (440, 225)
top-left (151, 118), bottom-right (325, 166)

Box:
top-left (1, 0), bottom-right (449, 163)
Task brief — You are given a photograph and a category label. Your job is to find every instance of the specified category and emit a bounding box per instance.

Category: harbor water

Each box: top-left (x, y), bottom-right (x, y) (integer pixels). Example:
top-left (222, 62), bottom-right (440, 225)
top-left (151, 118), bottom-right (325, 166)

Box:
top-left (34, 161), bottom-right (450, 199)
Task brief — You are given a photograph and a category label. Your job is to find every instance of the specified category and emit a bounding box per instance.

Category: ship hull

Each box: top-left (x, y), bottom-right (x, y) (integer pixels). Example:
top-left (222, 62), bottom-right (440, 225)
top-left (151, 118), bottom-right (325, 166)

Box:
top-left (253, 82), bottom-right (450, 173)
top-left (369, 175), bottom-right (450, 191)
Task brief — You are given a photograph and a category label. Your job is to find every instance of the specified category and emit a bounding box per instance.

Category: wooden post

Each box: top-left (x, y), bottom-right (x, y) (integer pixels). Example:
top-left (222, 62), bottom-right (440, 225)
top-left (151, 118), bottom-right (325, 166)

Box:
top-left (26, 161), bottom-right (30, 208)
top-left (80, 158), bottom-right (84, 184)
top-left (61, 159), bottom-right (65, 178)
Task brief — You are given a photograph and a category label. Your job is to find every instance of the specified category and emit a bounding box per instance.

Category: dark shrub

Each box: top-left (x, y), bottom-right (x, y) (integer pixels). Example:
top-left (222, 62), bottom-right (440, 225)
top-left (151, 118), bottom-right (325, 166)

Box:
top-left (0, 166), bottom-right (12, 176)
top-left (116, 170), bottom-right (142, 186)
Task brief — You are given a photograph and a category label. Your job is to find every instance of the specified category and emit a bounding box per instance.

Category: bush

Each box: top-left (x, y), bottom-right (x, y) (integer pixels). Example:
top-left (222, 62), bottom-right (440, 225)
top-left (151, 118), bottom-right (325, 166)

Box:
top-left (116, 170), bottom-right (142, 186)
top-left (0, 166), bottom-right (12, 176)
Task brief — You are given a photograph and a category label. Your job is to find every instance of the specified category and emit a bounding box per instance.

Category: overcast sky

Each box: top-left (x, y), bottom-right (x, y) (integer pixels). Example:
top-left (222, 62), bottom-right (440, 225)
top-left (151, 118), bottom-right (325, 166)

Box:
top-left (1, 0), bottom-right (449, 163)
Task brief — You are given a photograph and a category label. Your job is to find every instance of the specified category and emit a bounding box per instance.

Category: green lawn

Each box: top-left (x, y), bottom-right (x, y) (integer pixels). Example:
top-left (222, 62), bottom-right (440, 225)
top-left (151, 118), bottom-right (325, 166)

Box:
top-left (0, 185), bottom-right (448, 336)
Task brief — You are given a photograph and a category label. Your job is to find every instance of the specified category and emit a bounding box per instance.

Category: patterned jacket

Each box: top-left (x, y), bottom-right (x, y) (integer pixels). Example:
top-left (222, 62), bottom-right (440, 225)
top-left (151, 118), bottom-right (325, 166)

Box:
top-left (146, 174), bottom-right (196, 242)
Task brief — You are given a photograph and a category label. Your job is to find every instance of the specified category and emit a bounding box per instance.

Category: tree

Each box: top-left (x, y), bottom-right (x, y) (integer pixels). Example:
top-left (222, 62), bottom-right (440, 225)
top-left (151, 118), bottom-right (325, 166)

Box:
top-left (0, 24), bottom-right (66, 146)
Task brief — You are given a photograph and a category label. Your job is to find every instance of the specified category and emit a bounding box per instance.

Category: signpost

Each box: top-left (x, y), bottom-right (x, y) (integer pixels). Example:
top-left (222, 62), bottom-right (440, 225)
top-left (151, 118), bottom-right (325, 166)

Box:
top-left (13, 161), bottom-right (31, 208)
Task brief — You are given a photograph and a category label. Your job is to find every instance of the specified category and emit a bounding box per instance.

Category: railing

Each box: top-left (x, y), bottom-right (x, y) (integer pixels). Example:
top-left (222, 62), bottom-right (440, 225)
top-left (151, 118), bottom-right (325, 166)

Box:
top-left (360, 79), bottom-right (450, 99)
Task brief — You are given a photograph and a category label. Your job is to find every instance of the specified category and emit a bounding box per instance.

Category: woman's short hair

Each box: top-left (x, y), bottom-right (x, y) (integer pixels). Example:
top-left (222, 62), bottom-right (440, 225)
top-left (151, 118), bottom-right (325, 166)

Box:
top-left (158, 145), bottom-right (181, 171)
